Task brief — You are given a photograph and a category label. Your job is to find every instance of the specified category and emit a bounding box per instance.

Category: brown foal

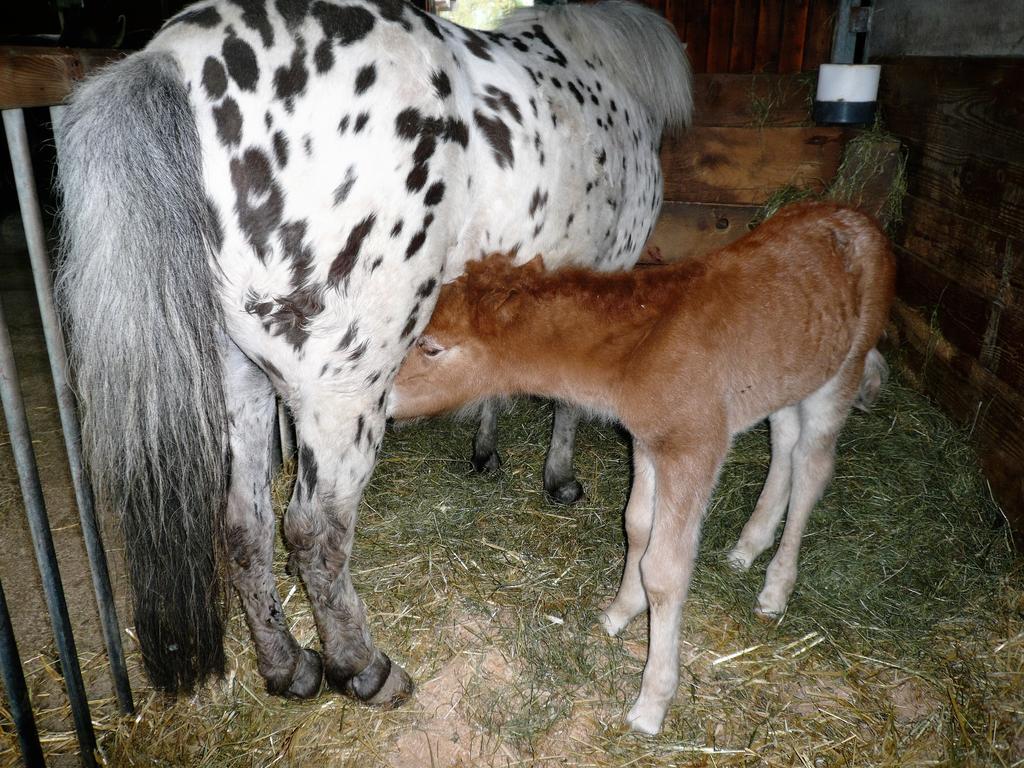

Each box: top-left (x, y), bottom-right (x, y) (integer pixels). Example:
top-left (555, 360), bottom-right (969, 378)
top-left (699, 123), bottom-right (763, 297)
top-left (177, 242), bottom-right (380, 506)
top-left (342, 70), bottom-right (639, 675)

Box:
top-left (389, 202), bottom-right (896, 733)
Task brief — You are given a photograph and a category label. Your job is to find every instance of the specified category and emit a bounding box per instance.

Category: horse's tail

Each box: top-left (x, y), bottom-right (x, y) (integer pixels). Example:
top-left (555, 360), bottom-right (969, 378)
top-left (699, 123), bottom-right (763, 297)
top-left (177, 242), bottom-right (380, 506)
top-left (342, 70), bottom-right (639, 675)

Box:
top-left (55, 51), bottom-right (228, 693)
top-left (500, 1), bottom-right (693, 134)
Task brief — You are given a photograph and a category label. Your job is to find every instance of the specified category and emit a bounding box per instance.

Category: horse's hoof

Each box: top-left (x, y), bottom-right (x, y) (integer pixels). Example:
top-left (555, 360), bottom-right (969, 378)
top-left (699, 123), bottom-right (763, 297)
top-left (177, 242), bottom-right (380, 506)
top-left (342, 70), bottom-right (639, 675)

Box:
top-left (285, 648), bottom-right (324, 699)
top-left (471, 450), bottom-right (501, 473)
top-left (327, 652), bottom-right (415, 709)
top-left (264, 648), bottom-right (323, 698)
top-left (546, 478), bottom-right (584, 505)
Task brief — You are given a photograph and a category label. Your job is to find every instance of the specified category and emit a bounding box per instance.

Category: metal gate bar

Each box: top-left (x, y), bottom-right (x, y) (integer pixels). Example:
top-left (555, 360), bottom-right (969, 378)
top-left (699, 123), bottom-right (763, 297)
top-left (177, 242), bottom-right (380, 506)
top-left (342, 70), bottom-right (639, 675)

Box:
top-left (0, 292), bottom-right (97, 767)
top-left (0, 579), bottom-right (45, 767)
top-left (4, 107), bottom-right (134, 715)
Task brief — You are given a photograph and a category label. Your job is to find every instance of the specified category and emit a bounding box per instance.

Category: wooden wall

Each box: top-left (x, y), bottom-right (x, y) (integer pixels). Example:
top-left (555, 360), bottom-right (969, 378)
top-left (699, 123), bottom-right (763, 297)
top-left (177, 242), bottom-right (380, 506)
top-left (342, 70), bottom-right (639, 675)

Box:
top-left (878, 58), bottom-right (1024, 544)
top-left (632, 0), bottom-right (837, 73)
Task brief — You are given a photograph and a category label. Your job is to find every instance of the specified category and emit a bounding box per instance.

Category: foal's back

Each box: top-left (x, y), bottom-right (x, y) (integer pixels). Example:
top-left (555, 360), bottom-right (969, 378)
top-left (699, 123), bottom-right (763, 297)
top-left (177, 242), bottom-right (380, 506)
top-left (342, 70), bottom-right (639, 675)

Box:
top-left (625, 203), bottom-right (895, 436)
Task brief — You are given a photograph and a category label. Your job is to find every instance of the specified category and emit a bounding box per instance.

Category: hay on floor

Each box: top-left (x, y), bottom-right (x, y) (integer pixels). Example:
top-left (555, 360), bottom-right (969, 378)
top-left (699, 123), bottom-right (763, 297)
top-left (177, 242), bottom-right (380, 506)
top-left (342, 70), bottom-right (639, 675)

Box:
top-left (1, 377), bottom-right (1021, 767)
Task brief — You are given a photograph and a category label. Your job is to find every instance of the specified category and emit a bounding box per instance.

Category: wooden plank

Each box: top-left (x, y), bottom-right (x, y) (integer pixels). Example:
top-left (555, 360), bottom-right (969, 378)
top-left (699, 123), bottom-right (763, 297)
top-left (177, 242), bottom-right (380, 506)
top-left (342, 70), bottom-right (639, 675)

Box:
top-left (901, 135), bottom-right (1024, 248)
top-left (728, 0), bottom-right (759, 73)
top-left (778, 0), bottom-right (810, 73)
top-left (684, 0), bottom-right (712, 74)
top-left (753, 0), bottom-right (784, 72)
top-left (893, 300), bottom-right (1024, 545)
top-left (802, 0), bottom-right (836, 70)
top-left (898, 194), bottom-right (1024, 298)
top-left (895, 240), bottom-right (1024, 398)
top-left (879, 57), bottom-right (1024, 167)
top-left (641, 202), bottom-right (759, 262)
top-left (706, 0), bottom-right (736, 73)
top-left (663, 0), bottom-right (688, 49)
top-left (661, 126), bottom-right (847, 203)
top-left (634, 0), bottom-right (668, 14)
top-left (880, 57), bottom-right (1024, 243)
top-left (690, 72), bottom-right (813, 126)
top-left (0, 46), bottom-right (126, 109)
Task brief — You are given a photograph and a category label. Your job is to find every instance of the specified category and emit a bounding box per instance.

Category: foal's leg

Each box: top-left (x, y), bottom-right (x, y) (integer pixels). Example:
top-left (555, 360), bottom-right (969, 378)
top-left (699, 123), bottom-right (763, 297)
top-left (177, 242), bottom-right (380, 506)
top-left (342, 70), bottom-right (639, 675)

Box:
top-left (755, 382), bottom-right (853, 619)
top-left (222, 342), bottom-right (321, 697)
top-left (285, 387), bottom-right (413, 706)
top-left (727, 406), bottom-right (801, 570)
top-left (628, 442), bottom-right (725, 735)
top-left (600, 443), bottom-right (656, 636)
top-left (471, 399), bottom-right (501, 472)
top-left (543, 403), bottom-right (584, 504)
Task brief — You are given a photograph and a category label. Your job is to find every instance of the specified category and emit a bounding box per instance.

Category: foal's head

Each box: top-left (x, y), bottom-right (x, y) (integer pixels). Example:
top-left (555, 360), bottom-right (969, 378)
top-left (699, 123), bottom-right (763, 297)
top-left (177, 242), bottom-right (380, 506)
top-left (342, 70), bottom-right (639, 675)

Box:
top-left (390, 254), bottom-right (544, 420)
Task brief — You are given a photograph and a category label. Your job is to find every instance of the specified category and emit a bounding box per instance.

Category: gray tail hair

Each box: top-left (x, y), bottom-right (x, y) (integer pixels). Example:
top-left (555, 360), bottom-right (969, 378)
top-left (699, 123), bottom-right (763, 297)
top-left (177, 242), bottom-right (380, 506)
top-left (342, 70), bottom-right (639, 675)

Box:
top-left (55, 51), bottom-right (228, 693)
top-left (499, 0), bottom-right (693, 135)
top-left (854, 347), bottom-right (890, 412)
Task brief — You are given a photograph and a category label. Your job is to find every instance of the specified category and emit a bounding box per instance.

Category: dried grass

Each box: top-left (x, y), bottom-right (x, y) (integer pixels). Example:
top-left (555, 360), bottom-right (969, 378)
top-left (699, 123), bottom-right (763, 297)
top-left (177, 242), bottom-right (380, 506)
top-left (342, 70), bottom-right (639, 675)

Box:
top-left (751, 124), bottom-right (909, 233)
top-left (1, 378), bottom-right (1021, 767)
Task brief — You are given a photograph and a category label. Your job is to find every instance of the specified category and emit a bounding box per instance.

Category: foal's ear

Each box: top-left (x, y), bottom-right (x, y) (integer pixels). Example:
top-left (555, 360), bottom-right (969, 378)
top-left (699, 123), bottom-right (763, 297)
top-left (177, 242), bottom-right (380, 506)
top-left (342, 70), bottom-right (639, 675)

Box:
top-left (416, 335), bottom-right (447, 358)
top-left (523, 254), bottom-right (546, 273)
top-left (478, 287), bottom-right (524, 327)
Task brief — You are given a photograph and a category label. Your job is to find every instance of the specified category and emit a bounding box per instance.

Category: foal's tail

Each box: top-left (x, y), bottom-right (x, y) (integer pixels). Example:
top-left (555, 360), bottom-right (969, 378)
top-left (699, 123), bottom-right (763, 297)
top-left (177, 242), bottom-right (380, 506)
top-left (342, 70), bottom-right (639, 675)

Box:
top-left (854, 347), bottom-right (890, 411)
top-left (824, 205), bottom-right (897, 411)
top-left (500, 1), bottom-right (693, 134)
top-left (55, 51), bottom-right (227, 693)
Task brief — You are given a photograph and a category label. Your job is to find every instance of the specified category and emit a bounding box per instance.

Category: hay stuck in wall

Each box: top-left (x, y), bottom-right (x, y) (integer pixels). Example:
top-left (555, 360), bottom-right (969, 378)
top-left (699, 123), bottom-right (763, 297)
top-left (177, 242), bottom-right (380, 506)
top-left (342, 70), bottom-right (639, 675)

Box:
top-left (1, 378), bottom-right (1021, 767)
top-left (751, 125), bottom-right (909, 233)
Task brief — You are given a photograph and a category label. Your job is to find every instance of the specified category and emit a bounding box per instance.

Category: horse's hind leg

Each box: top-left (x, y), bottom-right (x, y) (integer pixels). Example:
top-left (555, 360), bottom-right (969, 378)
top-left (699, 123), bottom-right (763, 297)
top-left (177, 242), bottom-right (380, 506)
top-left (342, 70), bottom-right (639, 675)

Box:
top-left (727, 406), bottom-right (801, 571)
top-left (755, 377), bottom-right (854, 619)
top-left (222, 340), bottom-right (322, 698)
top-left (471, 399), bottom-right (502, 472)
top-left (286, 386), bottom-right (413, 707)
top-left (544, 403), bottom-right (584, 504)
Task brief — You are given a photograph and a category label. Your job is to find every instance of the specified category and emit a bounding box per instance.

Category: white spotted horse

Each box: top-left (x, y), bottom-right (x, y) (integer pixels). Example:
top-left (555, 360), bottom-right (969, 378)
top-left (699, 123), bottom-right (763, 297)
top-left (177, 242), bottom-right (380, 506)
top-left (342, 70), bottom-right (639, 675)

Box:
top-left (55, 0), bottom-right (692, 704)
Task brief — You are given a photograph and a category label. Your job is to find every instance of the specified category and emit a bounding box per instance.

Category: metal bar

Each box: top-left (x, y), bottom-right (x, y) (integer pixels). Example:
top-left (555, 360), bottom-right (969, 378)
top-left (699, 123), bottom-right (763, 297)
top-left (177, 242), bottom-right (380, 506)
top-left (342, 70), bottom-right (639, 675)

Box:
top-left (5, 106), bottom-right (134, 715)
top-left (0, 579), bottom-right (46, 767)
top-left (0, 292), bottom-right (96, 767)
top-left (831, 0), bottom-right (857, 64)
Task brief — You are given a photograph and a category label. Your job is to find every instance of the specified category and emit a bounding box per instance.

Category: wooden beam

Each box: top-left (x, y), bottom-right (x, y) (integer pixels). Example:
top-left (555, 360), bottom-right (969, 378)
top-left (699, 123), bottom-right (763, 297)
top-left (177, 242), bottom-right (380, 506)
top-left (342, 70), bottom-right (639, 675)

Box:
top-left (690, 73), bottom-right (813, 127)
top-left (661, 126), bottom-right (848, 203)
top-left (0, 46), bottom-right (126, 110)
top-left (642, 202), bottom-right (760, 262)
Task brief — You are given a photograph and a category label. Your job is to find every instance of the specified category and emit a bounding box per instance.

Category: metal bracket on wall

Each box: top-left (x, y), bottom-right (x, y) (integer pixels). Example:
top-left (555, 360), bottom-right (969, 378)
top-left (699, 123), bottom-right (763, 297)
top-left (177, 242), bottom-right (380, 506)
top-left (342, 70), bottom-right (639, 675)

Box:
top-left (832, 0), bottom-right (874, 64)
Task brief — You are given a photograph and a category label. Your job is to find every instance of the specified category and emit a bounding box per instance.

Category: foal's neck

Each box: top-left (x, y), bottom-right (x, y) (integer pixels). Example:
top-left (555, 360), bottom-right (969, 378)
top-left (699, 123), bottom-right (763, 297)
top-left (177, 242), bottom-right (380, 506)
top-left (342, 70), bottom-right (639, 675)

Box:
top-left (483, 272), bottom-right (665, 414)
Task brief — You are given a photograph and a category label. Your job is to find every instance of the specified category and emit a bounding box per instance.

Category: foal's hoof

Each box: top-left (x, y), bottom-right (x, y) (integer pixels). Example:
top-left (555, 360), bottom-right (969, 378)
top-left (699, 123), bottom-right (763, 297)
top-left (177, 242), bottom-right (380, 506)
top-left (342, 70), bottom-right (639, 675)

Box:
top-left (753, 604), bottom-right (785, 623)
top-left (725, 549), bottom-right (753, 573)
top-left (545, 478), bottom-right (584, 505)
top-left (285, 649), bottom-right (324, 699)
top-left (327, 652), bottom-right (415, 709)
top-left (471, 450), bottom-right (502, 473)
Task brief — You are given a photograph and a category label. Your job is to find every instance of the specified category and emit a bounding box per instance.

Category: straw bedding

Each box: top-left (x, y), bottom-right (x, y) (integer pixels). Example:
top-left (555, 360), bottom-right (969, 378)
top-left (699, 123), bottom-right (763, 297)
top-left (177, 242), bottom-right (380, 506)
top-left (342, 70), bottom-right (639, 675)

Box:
top-left (2, 374), bottom-right (1020, 767)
